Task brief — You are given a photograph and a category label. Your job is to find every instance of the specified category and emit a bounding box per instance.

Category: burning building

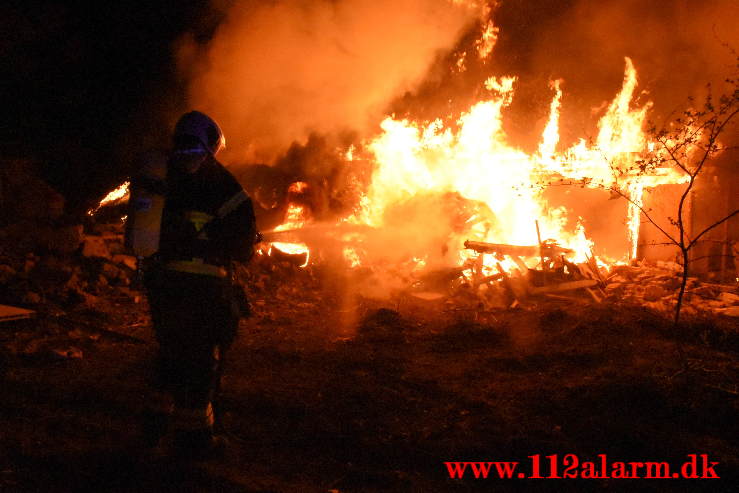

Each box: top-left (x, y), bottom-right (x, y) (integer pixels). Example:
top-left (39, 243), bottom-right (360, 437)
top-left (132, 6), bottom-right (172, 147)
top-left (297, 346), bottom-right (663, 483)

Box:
top-left (4, 1), bottom-right (739, 490)
top-left (82, 0), bottom-right (739, 310)
top-left (158, 0), bottom-right (738, 305)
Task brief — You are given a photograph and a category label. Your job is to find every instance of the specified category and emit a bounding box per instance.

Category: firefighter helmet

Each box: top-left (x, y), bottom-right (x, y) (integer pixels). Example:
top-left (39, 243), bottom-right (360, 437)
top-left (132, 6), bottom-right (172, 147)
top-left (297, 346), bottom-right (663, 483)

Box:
top-left (173, 110), bottom-right (226, 156)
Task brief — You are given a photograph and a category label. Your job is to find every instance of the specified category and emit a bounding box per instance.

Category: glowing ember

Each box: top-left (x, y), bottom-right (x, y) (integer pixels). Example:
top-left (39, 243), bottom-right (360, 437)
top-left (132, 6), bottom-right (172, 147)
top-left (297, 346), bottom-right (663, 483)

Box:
top-left (271, 242), bottom-right (310, 267)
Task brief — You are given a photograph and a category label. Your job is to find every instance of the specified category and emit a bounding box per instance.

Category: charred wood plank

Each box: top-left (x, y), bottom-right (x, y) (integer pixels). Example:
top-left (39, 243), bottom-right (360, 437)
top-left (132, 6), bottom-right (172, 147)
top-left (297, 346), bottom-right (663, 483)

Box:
top-left (544, 293), bottom-right (587, 303)
top-left (472, 273), bottom-right (506, 286)
top-left (585, 287), bottom-right (603, 303)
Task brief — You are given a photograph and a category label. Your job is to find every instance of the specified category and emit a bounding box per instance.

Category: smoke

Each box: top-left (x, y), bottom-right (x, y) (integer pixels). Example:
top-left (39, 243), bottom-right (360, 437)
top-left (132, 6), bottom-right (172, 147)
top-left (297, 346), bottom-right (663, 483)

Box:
top-left (390, 0), bottom-right (739, 149)
top-left (177, 0), bottom-right (739, 161)
top-left (489, 0), bottom-right (739, 146)
top-left (235, 132), bottom-right (370, 231)
top-left (177, 0), bottom-right (478, 164)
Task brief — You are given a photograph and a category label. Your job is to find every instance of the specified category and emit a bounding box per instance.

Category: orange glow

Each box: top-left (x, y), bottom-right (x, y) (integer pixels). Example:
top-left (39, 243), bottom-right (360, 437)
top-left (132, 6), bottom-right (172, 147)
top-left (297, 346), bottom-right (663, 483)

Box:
top-left (355, 58), bottom-right (688, 275)
top-left (288, 181), bottom-right (309, 193)
top-left (475, 20), bottom-right (498, 60)
top-left (87, 181), bottom-right (130, 216)
top-left (269, 193), bottom-right (311, 267)
top-left (343, 247), bottom-right (362, 268)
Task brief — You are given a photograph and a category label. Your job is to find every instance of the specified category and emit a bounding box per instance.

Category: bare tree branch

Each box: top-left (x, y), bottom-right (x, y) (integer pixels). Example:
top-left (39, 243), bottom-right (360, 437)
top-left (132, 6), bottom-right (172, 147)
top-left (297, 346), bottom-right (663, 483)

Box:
top-left (688, 209), bottom-right (739, 250)
top-left (710, 105), bottom-right (739, 141)
top-left (656, 136), bottom-right (691, 175)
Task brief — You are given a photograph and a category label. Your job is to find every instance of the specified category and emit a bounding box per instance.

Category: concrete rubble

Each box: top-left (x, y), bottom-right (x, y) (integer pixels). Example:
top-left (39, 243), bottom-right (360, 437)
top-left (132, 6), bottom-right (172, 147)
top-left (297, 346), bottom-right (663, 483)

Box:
top-left (0, 213), bottom-right (139, 359)
top-left (604, 261), bottom-right (739, 317)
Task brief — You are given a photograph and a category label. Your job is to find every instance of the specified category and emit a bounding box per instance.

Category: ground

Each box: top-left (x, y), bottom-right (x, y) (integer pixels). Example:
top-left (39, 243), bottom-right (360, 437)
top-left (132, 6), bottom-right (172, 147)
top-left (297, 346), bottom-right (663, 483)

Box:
top-left (1, 258), bottom-right (738, 492)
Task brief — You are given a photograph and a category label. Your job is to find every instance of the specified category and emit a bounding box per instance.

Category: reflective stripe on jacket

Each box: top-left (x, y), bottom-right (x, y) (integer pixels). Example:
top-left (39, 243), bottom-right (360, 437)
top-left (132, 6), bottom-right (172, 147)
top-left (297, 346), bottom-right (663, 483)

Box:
top-left (157, 155), bottom-right (257, 271)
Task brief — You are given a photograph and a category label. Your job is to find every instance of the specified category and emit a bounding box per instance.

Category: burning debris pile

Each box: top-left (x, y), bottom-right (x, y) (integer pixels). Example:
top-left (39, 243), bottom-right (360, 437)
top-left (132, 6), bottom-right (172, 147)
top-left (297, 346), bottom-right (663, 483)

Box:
top-left (449, 236), bottom-right (604, 307)
top-left (402, 235), bottom-right (739, 321)
top-left (249, 206), bottom-right (739, 323)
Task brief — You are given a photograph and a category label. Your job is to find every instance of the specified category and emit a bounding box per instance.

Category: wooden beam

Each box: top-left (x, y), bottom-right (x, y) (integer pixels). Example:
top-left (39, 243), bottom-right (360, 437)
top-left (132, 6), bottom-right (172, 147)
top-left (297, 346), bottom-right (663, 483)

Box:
top-left (529, 279), bottom-right (598, 295)
top-left (585, 288), bottom-right (603, 303)
top-left (465, 240), bottom-right (573, 257)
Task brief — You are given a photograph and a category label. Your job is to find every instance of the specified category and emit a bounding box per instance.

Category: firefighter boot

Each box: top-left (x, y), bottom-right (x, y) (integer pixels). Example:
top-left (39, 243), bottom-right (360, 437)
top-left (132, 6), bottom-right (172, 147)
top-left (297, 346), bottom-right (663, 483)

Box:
top-left (171, 402), bottom-right (227, 460)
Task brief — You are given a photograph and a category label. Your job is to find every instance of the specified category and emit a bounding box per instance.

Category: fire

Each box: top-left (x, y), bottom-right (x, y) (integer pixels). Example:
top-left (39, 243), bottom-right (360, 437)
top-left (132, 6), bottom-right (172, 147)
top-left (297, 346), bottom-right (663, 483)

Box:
top-left (453, 2), bottom-right (496, 71)
top-left (475, 19), bottom-right (498, 60)
top-left (356, 58), bottom-right (688, 274)
top-left (267, 183), bottom-right (311, 267)
top-left (538, 79), bottom-right (563, 161)
top-left (87, 181), bottom-right (130, 216)
top-left (89, 57), bottom-right (692, 285)
top-left (343, 247), bottom-right (362, 268)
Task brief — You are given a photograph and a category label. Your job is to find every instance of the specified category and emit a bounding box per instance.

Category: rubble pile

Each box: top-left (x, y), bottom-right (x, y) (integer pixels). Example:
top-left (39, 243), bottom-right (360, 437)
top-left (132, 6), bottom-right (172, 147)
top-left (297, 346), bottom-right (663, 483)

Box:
top-left (0, 160), bottom-right (137, 315)
top-left (0, 207), bottom-right (141, 361)
top-left (405, 245), bottom-right (739, 323)
top-left (605, 261), bottom-right (739, 318)
top-left (0, 220), bottom-right (138, 312)
top-left (403, 239), bottom-right (607, 316)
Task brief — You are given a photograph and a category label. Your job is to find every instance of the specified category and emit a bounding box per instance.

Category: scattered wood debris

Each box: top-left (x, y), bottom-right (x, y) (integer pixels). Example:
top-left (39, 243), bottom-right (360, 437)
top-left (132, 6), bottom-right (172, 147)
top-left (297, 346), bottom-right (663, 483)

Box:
top-left (460, 239), bottom-right (604, 308)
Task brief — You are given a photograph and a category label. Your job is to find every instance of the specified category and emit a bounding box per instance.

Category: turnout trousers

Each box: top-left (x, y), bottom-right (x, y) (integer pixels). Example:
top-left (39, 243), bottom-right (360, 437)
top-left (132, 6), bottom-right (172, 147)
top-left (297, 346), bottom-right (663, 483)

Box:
top-left (145, 268), bottom-right (240, 433)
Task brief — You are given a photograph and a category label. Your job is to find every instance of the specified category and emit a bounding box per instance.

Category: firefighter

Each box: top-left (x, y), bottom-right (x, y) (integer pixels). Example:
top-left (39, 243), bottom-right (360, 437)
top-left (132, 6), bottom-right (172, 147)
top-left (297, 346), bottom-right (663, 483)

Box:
top-left (138, 110), bottom-right (257, 458)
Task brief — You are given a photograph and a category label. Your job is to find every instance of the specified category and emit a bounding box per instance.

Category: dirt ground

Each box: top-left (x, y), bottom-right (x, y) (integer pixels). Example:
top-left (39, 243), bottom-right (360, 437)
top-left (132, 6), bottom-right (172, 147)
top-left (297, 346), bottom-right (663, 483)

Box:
top-left (1, 258), bottom-right (738, 492)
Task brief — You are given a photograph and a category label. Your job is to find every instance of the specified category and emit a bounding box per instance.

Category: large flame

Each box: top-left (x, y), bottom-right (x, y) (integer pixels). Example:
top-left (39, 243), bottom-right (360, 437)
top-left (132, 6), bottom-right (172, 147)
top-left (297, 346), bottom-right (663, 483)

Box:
top-left (354, 58), bottom-right (688, 273)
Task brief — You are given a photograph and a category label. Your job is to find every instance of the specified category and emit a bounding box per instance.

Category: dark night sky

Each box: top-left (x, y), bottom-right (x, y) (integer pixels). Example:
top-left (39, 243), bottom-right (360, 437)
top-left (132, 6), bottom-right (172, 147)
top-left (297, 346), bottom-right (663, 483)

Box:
top-left (1, 0), bottom-right (213, 208)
